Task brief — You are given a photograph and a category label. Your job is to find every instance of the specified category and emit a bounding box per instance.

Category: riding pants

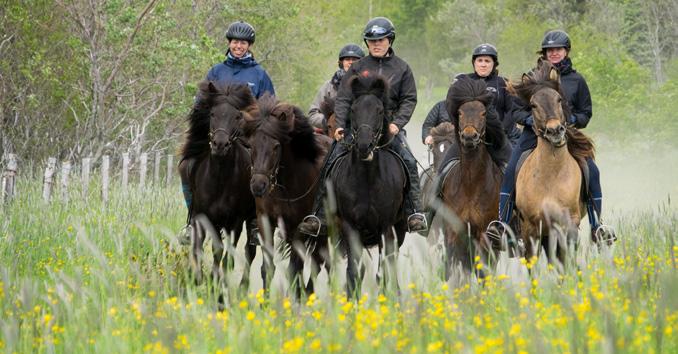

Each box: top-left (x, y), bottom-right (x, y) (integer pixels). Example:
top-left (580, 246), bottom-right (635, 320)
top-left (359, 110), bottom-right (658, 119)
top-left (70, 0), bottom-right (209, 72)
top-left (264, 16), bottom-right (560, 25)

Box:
top-left (390, 131), bottom-right (423, 215)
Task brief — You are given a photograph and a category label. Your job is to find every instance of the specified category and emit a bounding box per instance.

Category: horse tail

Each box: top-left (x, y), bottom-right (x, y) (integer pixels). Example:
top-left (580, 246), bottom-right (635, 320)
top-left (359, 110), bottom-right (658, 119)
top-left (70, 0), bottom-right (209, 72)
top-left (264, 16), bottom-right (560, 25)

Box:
top-left (566, 127), bottom-right (595, 164)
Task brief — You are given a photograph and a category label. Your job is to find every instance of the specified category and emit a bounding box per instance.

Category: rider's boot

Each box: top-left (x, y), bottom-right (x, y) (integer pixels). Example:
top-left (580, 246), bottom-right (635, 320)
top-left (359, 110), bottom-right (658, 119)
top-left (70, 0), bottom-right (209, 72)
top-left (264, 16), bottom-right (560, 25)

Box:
top-left (298, 183), bottom-right (328, 237)
top-left (588, 197), bottom-right (616, 246)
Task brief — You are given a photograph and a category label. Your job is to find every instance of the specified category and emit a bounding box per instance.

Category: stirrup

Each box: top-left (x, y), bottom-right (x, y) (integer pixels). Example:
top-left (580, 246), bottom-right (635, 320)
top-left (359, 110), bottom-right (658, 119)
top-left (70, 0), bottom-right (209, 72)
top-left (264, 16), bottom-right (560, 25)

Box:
top-left (407, 212), bottom-right (428, 233)
top-left (593, 224), bottom-right (617, 246)
top-left (299, 215), bottom-right (324, 237)
top-left (178, 224), bottom-right (192, 246)
top-left (486, 220), bottom-right (509, 251)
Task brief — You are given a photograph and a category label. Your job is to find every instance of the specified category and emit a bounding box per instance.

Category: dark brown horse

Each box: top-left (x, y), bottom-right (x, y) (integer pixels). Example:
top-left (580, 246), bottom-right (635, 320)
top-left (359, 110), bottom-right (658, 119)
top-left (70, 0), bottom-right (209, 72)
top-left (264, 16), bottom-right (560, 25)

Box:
top-left (420, 122), bottom-right (455, 242)
top-left (510, 60), bottom-right (595, 269)
top-left (440, 77), bottom-right (506, 278)
top-left (242, 94), bottom-right (332, 297)
top-left (178, 81), bottom-right (257, 292)
top-left (328, 74), bottom-right (407, 297)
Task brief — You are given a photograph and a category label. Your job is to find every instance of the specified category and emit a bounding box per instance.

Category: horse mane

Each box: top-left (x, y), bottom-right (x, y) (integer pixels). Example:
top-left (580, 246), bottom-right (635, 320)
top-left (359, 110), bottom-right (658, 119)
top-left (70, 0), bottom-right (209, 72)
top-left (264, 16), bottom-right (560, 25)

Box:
top-left (346, 73), bottom-right (392, 145)
top-left (243, 94), bottom-right (322, 163)
top-left (430, 122), bottom-right (455, 144)
top-left (510, 60), bottom-right (594, 161)
top-left (445, 76), bottom-right (506, 149)
top-left (319, 95), bottom-right (335, 120)
top-left (180, 81), bottom-right (255, 160)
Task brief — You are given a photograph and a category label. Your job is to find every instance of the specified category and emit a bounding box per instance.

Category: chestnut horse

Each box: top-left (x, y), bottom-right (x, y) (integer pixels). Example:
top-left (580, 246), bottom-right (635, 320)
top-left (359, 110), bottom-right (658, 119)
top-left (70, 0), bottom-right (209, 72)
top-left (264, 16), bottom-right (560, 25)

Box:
top-left (179, 81), bottom-right (257, 293)
top-left (243, 94), bottom-right (332, 297)
top-left (440, 77), bottom-right (507, 278)
top-left (511, 61), bottom-right (595, 268)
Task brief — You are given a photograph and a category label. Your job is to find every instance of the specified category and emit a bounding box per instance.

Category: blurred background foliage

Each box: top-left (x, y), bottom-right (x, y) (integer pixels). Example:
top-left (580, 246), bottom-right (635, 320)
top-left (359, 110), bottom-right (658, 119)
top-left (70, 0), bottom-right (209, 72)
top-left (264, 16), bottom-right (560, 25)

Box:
top-left (1, 0), bottom-right (677, 162)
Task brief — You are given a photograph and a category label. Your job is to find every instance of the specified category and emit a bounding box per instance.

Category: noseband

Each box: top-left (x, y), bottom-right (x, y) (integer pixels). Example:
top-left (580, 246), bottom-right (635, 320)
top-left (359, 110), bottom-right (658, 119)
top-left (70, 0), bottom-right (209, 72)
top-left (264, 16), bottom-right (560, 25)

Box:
top-left (208, 127), bottom-right (242, 151)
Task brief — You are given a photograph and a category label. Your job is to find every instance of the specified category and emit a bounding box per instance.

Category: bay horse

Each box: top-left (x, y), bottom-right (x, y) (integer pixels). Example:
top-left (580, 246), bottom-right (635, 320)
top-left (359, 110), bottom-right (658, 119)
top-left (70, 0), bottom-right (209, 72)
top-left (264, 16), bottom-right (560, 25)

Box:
top-left (440, 77), bottom-right (506, 278)
top-left (179, 81), bottom-right (257, 293)
top-left (420, 122), bottom-right (455, 242)
top-left (242, 94), bottom-right (332, 297)
top-left (328, 74), bottom-right (407, 297)
top-left (510, 60), bottom-right (595, 269)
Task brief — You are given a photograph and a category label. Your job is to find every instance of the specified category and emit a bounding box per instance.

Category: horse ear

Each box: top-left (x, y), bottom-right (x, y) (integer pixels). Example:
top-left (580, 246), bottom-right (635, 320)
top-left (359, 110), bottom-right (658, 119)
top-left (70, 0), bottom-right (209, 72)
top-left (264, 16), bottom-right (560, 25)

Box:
top-left (372, 77), bottom-right (386, 98)
top-left (207, 81), bottom-right (218, 94)
top-left (548, 67), bottom-right (560, 82)
top-left (350, 76), bottom-right (361, 97)
top-left (521, 73), bottom-right (531, 84)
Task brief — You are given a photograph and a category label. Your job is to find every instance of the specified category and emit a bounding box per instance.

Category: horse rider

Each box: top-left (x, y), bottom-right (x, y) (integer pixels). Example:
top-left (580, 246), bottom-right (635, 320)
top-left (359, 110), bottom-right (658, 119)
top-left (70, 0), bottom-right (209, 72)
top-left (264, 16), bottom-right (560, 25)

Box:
top-left (421, 100), bottom-right (451, 146)
top-left (495, 30), bottom-right (615, 242)
top-left (421, 44), bottom-right (513, 236)
top-left (178, 20), bottom-right (275, 242)
top-left (298, 16), bottom-right (428, 236)
top-left (308, 44), bottom-right (365, 131)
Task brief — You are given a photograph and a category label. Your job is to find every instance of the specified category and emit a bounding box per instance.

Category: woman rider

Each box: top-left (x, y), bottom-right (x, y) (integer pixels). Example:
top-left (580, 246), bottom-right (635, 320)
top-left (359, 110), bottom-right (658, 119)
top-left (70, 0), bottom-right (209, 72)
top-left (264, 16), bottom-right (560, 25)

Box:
top-left (495, 30), bottom-right (615, 244)
top-left (178, 20), bottom-right (275, 243)
top-left (298, 16), bottom-right (428, 236)
top-left (308, 44), bottom-right (365, 131)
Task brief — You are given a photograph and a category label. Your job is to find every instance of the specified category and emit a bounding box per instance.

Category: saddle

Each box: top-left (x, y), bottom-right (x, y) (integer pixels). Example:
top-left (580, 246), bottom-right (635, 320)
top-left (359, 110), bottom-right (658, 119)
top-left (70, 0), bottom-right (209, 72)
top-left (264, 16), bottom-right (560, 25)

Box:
top-left (514, 149), bottom-right (591, 201)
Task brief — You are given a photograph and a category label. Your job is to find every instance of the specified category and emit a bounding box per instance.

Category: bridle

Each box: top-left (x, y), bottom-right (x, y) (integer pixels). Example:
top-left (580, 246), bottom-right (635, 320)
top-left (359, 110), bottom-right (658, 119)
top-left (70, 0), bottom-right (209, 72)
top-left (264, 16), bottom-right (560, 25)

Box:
top-left (341, 96), bottom-right (394, 152)
top-left (250, 139), bottom-right (281, 194)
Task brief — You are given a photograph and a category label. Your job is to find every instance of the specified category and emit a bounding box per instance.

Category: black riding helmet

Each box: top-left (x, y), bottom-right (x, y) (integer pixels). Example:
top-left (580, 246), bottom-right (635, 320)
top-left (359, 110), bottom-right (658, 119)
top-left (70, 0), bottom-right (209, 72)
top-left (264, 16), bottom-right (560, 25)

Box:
top-left (363, 17), bottom-right (396, 43)
top-left (339, 44), bottom-right (365, 60)
top-left (471, 43), bottom-right (499, 67)
top-left (226, 21), bottom-right (256, 44)
top-left (540, 30), bottom-right (571, 52)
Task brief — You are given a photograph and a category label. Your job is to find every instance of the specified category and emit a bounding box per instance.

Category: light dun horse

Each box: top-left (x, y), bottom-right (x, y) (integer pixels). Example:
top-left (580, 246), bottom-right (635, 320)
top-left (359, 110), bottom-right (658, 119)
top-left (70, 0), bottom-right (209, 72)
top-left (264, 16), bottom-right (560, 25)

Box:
top-left (510, 60), bottom-right (595, 269)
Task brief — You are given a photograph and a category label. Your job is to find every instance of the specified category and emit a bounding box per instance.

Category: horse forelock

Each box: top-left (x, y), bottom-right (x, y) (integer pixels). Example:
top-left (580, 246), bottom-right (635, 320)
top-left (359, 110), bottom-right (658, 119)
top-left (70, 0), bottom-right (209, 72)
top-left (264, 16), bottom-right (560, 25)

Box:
top-left (182, 80), bottom-right (249, 160)
top-left (244, 95), bottom-right (321, 163)
top-left (446, 77), bottom-right (506, 147)
top-left (513, 62), bottom-right (571, 119)
top-left (348, 74), bottom-right (389, 105)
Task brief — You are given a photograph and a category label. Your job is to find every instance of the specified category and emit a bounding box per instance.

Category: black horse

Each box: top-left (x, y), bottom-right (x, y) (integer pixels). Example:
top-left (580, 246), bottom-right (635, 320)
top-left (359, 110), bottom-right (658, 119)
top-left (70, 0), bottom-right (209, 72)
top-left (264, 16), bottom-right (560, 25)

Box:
top-left (328, 74), bottom-right (408, 297)
top-left (179, 81), bottom-right (257, 293)
top-left (242, 94), bottom-right (332, 297)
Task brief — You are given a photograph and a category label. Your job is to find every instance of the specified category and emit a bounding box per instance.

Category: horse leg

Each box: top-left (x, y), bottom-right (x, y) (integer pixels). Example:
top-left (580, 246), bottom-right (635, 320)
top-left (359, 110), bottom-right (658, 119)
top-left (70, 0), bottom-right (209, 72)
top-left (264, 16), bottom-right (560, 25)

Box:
top-left (189, 218), bottom-right (205, 285)
top-left (259, 217), bottom-right (275, 293)
top-left (345, 226), bottom-right (363, 299)
top-left (380, 228), bottom-right (399, 295)
top-left (287, 240), bottom-right (305, 300)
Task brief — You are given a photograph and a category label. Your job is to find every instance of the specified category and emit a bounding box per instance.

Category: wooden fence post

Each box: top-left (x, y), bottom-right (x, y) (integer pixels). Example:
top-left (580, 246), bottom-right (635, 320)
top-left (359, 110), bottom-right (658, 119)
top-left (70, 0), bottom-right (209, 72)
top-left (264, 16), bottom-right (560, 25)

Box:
top-left (139, 153), bottom-right (148, 188)
top-left (2, 154), bottom-right (18, 203)
top-left (60, 160), bottom-right (71, 202)
top-left (82, 157), bottom-right (91, 197)
top-left (154, 151), bottom-right (161, 184)
top-left (166, 154), bottom-right (174, 185)
top-left (121, 152), bottom-right (130, 191)
top-left (102, 155), bottom-right (110, 204)
top-left (42, 157), bottom-right (57, 202)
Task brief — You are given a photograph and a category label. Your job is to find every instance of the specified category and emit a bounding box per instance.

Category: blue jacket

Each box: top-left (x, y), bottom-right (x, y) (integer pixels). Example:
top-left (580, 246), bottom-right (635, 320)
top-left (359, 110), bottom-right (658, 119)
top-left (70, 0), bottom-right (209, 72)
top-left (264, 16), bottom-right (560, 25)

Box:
top-left (206, 52), bottom-right (275, 98)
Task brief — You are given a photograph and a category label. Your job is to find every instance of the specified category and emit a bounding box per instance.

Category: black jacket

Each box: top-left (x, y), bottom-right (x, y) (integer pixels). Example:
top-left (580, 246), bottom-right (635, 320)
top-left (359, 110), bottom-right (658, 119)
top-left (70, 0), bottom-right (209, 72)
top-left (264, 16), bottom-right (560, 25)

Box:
top-left (421, 100), bottom-right (451, 143)
top-left (513, 58), bottom-right (592, 129)
top-left (335, 48), bottom-right (417, 130)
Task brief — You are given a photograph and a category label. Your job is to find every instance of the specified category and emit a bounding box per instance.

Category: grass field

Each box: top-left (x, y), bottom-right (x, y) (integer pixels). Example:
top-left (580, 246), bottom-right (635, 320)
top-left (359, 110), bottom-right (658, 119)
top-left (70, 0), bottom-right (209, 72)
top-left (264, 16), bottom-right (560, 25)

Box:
top-left (0, 160), bottom-right (676, 353)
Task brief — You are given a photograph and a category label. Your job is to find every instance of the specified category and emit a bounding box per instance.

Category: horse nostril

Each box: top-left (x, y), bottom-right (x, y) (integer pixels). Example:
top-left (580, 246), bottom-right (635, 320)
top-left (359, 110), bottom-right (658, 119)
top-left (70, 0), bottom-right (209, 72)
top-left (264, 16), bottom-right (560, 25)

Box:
top-left (558, 125), bottom-right (566, 134)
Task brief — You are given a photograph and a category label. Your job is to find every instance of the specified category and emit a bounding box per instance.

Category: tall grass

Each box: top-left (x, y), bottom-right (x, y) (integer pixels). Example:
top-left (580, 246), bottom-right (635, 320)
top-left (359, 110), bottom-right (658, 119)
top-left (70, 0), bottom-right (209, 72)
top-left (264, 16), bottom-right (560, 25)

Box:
top-left (0, 177), bottom-right (676, 353)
